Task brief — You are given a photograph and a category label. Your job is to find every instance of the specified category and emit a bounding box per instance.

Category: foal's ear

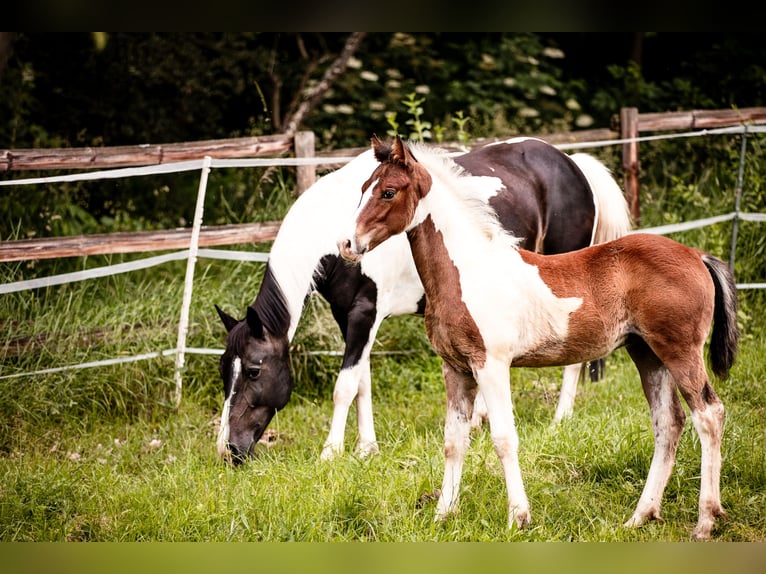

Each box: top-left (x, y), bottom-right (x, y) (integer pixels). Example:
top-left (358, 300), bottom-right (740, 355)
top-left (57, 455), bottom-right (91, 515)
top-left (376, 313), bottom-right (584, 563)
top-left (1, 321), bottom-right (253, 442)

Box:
top-left (392, 135), bottom-right (417, 166)
top-left (246, 306), bottom-right (265, 339)
top-left (215, 304), bottom-right (240, 333)
top-left (371, 134), bottom-right (391, 162)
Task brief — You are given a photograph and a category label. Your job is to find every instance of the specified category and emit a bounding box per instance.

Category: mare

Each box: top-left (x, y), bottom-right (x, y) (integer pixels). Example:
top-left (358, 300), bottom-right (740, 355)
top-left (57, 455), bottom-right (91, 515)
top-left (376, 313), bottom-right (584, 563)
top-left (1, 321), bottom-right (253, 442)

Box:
top-left (338, 135), bottom-right (739, 540)
top-left (215, 137), bottom-right (631, 464)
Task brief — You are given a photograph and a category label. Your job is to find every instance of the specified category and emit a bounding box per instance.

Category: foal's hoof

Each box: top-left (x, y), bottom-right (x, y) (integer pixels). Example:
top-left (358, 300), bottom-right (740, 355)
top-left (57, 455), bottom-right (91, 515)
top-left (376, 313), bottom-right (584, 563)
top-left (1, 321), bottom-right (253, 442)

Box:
top-left (509, 507), bottom-right (531, 530)
top-left (624, 508), bottom-right (662, 529)
top-left (691, 507), bottom-right (727, 541)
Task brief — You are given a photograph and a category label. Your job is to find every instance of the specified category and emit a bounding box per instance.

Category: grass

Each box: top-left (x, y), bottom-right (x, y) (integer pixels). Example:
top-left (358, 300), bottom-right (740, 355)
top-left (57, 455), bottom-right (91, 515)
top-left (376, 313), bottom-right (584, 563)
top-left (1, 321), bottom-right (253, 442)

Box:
top-left (1, 267), bottom-right (765, 541)
top-left (1, 138), bottom-right (766, 542)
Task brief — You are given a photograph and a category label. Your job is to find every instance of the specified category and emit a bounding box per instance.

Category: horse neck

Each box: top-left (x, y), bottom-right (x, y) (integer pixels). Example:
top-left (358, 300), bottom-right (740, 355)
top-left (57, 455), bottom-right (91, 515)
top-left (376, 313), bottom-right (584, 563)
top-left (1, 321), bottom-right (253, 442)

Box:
top-left (262, 246), bottom-right (319, 341)
top-left (259, 152), bottom-right (379, 340)
top-left (405, 177), bottom-right (518, 299)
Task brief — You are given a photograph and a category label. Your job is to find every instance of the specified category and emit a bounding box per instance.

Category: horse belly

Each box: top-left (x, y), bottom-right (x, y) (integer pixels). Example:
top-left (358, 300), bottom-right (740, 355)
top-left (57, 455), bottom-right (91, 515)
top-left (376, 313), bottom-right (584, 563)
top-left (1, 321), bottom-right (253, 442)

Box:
top-left (510, 313), bottom-right (629, 368)
top-left (511, 340), bottom-right (614, 368)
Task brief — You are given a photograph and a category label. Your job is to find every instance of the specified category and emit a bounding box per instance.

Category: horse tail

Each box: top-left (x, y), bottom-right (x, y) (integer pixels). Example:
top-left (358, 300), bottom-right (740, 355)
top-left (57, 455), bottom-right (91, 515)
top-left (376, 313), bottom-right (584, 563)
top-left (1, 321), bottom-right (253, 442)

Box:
top-left (569, 153), bottom-right (633, 245)
top-left (702, 254), bottom-right (740, 379)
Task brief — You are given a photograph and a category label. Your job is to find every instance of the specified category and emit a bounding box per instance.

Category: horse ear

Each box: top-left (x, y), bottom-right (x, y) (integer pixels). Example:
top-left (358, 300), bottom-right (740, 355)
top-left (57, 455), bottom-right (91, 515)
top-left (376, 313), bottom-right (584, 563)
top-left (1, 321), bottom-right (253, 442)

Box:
top-left (371, 134), bottom-right (390, 162)
top-left (392, 135), bottom-right (417, 166)
top-left (215, 304), bottom-right (240, 333)
top-left (246, 306), bottom-right (265, 339)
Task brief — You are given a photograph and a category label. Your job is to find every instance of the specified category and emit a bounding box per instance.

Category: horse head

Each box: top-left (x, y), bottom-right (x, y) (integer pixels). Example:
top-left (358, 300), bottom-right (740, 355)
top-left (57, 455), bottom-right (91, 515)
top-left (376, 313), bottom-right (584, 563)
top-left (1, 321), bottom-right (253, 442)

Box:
top-left (338, 135), bottom-right (430, 263)
top-left (215, 304), bottom-right (292, 464)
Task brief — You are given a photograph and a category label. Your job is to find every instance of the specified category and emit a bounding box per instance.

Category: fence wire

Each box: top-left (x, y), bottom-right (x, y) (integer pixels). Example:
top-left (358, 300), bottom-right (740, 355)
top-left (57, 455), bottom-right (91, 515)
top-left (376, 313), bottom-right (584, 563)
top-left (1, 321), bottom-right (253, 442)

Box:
top-left (2, 126), bottom-right (764, 390)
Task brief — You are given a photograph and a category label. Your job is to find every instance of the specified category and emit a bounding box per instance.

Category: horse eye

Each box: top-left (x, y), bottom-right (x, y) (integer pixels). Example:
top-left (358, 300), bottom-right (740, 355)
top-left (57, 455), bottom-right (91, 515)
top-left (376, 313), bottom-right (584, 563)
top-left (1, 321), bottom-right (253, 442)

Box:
top-left (381, 189), bottom-right (396, 200)
top-left (245, 365), bottom-right (261, 380)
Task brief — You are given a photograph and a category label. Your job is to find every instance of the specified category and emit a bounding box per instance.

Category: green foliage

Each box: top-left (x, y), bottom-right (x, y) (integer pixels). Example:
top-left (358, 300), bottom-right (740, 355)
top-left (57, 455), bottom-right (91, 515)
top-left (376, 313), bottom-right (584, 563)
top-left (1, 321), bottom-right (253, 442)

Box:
top-left (1, 34), bottom-right (766, 541)
top-left (3, 33), bottom-right (765, 243)
top-left (636, 132), bottom-right (766, 285)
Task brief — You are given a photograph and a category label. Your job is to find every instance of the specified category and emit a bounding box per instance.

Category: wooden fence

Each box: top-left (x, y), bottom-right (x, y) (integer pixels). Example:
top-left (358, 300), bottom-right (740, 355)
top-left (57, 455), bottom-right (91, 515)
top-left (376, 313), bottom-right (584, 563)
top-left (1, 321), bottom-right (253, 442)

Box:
top-left (1, 106), bottom-right (766, 262)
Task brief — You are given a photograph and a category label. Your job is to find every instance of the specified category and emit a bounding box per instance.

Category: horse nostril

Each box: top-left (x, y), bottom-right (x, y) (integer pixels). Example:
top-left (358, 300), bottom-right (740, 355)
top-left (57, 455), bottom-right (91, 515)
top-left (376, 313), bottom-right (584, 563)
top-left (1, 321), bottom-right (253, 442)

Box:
top-left (224, 443), bottom-right (248, 466)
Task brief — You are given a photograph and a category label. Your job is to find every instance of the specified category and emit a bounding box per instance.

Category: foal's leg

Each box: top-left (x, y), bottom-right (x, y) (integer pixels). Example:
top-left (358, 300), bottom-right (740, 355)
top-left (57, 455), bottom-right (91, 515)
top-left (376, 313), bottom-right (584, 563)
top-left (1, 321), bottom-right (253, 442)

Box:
top-left (470, 390), bottom-right (488, 429)
top-left (435, 362), bottom-right (477, 520)
top-left (677, 369), bottom-right (726, 540)
top-left (624, 341), bottom-right (686, 528)
top-left (476, 355), bottom-right (531, 529)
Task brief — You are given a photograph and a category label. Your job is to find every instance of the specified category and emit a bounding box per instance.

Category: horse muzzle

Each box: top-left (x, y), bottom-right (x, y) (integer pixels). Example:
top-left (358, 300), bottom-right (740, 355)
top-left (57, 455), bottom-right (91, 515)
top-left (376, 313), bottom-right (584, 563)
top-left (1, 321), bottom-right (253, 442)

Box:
top-left (338, 238), bottom-right (365, 263)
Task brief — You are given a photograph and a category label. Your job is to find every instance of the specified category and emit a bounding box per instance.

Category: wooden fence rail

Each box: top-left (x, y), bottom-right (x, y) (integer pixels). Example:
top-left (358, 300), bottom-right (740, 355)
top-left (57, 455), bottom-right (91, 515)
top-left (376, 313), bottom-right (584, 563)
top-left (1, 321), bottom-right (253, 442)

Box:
top-left (1, 107), bottom-right (765, 261)
top-left (619, 106), bottom-right (766, 223)
top-left (0, 222), bottom-right (282, 262)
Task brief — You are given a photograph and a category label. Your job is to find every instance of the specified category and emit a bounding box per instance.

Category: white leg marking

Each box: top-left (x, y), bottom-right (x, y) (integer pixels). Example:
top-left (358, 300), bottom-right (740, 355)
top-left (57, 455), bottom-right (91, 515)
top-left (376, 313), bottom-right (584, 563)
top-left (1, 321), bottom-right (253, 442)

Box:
top-left (690, 400), bottom-right (725, 540)
top-left (435, 364), bottom-right (475, 521)
top-left (321, 365), bottom-right (361, 460)
top-left (553, 363), bottom-right (582, 424)
top-left (354, 360), bottom-right (379, 457)
top-left (476, 356), bottom-right (531, 529)
top-left (625, 369), bottom-right (681, 528)
top-left (321, 359), bottom-right (380, 460)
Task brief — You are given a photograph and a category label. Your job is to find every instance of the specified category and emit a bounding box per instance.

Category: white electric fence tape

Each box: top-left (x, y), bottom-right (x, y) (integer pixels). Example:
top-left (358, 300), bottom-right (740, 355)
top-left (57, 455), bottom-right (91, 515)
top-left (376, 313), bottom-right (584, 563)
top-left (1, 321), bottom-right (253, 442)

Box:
top-left (1, 126), bottom-right (763, 384)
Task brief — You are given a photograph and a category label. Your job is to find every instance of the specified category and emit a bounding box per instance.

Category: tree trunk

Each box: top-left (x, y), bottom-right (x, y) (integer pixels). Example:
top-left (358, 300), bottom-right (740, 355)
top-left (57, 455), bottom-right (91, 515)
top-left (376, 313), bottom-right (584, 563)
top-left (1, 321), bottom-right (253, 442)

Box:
top-left (282, 32), bottom-right (367, 135)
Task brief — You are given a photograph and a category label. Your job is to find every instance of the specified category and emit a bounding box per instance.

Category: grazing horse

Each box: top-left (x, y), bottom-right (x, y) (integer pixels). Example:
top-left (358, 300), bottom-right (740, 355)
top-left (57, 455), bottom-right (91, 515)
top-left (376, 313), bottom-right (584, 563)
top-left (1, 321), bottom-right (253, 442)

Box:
top-left (338, 136), bottom-right (739, 540)
top-left (215, 138), bottom-right (631, 463)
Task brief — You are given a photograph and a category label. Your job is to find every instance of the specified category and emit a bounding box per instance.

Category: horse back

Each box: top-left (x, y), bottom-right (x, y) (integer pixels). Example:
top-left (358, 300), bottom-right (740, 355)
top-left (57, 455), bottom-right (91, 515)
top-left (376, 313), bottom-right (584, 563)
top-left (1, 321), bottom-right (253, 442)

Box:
top-left (523, 234), bottom-right (716, 344)
top-left (455, 139), bottom-right (595, 253)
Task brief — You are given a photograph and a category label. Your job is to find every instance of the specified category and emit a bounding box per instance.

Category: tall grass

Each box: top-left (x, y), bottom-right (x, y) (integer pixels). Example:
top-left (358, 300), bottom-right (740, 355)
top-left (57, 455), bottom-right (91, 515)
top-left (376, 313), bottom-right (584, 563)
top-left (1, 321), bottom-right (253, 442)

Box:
top-left (1, 137), bottom-right (765, 541)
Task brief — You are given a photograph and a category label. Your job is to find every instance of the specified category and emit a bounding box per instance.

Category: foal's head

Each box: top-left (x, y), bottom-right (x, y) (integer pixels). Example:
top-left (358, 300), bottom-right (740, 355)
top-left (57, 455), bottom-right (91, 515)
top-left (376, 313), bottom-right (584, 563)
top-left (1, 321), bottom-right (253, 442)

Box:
top-left (215, 304), bottom-right (292, 464)
top-left (338, 135), bottom-right (431, 263)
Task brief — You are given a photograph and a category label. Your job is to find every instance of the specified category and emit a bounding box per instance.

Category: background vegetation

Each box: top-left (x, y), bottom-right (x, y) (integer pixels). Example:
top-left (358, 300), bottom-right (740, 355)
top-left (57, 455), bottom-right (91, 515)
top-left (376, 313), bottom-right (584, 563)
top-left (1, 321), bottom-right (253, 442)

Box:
top-left (0, 33), bottom-right (764, 542)
top-left (1, 33), bottom-right (765, 240)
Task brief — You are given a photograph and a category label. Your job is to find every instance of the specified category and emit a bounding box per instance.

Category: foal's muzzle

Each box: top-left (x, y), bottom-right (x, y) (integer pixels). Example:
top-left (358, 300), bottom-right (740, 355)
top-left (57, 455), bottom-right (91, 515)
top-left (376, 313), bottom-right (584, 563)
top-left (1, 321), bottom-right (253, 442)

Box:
top-left (338, 238), bottom-right (364, 263)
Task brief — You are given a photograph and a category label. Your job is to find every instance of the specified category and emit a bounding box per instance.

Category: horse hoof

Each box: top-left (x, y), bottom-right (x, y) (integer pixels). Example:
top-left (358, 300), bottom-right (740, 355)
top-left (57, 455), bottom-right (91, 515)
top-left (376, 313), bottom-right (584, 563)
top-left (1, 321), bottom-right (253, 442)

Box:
top-left (510, 507), bottom-right (531, 529)
top-left (355, 441), bottom-right (380, 458)
top-left (320, 444), bottom-right (342, 461)
top-left (691, 525), bottom-right (713, 541)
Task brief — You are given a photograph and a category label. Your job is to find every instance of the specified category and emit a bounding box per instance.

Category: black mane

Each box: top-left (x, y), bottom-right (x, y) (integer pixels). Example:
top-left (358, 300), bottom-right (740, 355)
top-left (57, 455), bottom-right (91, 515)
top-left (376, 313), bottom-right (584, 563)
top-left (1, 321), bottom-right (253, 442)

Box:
top-left (251, 264), bottom-right (291, 338)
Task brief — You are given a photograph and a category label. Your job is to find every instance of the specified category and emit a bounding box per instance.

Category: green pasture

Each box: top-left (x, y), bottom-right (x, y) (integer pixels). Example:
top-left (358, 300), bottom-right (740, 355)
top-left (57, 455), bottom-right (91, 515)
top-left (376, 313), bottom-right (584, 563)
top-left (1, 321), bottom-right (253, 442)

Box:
top-left (1, 135), bottom-right (765, 542)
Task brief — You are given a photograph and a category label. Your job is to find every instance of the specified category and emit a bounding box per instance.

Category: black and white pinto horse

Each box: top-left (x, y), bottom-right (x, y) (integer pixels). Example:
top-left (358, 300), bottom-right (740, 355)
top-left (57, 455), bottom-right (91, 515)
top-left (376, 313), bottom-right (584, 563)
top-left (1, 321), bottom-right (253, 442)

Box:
top-left (215, 137), bottom-right (631, 463)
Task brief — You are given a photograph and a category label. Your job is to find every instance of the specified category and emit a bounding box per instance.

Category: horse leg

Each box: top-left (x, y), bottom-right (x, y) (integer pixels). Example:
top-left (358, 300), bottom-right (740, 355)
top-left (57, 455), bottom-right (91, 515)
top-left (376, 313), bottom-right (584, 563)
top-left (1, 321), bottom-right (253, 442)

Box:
top-left (321, 363), bottom-right (366, 460)
top-left (476, 355), bottom-right (531, 529)
top-left (321, 313), bottom-right (384, 460)
top-left (677, 368), bottom-right (726, 540)
top-left (552, 363), bottom-right (582, 424)
top-left (435, 362), bottom-right (477, 521)
top-left (624, 340), bottom-right (686, 529)
top-left (321, 357), bottom-right (380, 460)
top-left (353, 356), bottom-right (379, 457)
top-left (470, 390), bottom-right (488, 428)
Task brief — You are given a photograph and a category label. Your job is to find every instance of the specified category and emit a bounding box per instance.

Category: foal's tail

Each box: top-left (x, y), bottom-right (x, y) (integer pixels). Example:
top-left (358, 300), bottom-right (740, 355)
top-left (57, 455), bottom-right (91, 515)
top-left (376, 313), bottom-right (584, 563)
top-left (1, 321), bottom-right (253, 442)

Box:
top-left (702, 254), bottom-right (740, 379)
top-left (569, 153), bottom-right (633, 245)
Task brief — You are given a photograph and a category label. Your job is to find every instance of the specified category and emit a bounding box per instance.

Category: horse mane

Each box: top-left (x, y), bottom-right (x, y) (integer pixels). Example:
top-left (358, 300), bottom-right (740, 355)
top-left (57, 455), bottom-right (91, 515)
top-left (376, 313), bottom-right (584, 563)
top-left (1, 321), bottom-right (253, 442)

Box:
top-left (251, 265), bottom-right (291, 338)
top-left (407, 141), bottom-right (521, 249)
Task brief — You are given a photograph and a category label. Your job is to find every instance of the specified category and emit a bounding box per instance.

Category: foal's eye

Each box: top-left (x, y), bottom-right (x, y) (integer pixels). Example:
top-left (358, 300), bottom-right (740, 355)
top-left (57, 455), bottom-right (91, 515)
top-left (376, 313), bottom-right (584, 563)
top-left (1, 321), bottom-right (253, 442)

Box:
top-left (381, 189), bottom-right (396, 200)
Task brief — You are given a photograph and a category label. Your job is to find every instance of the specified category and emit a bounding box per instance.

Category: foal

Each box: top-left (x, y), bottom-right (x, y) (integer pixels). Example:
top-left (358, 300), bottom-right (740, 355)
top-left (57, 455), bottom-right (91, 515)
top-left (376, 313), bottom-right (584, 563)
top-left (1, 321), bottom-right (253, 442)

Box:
top-left (338, 136), bottom-right (739, 540)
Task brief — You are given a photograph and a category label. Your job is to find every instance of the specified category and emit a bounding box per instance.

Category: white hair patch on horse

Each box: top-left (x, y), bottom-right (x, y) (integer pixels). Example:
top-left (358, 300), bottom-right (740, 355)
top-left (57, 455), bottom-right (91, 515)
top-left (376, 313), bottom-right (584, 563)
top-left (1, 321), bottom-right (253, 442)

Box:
top-left (216, 357), bottom-right (241, 458)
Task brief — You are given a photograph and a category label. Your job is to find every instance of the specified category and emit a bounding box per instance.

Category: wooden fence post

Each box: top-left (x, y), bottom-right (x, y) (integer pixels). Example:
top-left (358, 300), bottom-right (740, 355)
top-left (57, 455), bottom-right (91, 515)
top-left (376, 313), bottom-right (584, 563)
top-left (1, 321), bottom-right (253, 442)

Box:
top-left (294, 131), bottom-right (316, 195)
top-left (620, 107), bottom-right (641, 225)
